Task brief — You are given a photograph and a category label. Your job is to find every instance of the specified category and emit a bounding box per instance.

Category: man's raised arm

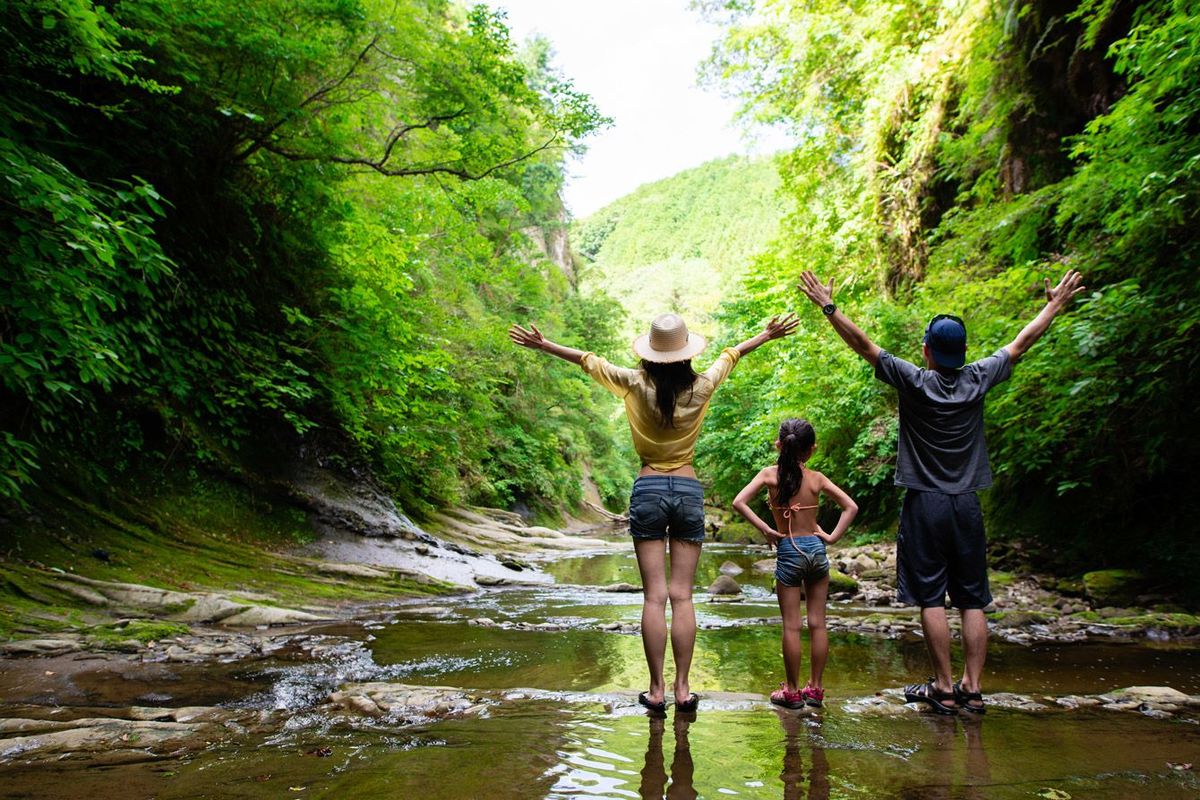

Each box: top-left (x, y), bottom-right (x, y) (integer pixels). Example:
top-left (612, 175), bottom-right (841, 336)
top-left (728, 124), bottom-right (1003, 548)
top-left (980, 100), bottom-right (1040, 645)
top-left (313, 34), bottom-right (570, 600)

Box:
top-left (1003, 269), bottom-right (1086, 364)
top-left (797, 271), bottom-right (882, 367)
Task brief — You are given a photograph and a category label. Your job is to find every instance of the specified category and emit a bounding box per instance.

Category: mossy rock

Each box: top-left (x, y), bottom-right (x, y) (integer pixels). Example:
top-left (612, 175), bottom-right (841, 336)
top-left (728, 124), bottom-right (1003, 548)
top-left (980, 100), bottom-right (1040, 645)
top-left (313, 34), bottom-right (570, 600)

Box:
top-left (1082, 569), bottom-right (1147, 606)
top-left (829, 570), bottom-right (859, 594)
top-left (1053, 578), bottom-right (1087, 597)
top-left (88, 619), bottom-right (190, 645)
top-left (987, 570), bottom-right (1016, 587)
top-left (1101, 613), bottom-right (1200, 632)
top-left (986, 609), bottom-right (1055, 627)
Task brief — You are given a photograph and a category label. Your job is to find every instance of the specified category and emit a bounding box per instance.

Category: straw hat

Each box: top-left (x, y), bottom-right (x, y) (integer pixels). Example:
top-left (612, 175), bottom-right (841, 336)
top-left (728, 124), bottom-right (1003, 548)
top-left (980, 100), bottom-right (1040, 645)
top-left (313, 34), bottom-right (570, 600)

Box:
top-left (632, 313), bottom-right (707, 363)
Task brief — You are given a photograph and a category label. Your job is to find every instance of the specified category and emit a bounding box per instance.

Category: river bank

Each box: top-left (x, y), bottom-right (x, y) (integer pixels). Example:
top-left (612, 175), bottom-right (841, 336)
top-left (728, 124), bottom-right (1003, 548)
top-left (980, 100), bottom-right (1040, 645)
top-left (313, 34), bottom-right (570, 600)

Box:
top-left (2, 480), bottom-right (1198, 795)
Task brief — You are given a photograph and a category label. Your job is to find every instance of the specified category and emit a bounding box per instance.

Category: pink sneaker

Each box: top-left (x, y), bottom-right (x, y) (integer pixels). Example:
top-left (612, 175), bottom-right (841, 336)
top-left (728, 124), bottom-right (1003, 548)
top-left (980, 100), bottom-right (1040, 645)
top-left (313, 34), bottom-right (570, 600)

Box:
top-left (770, 683), bottom-right (805, 710)
top-left (801, 686), bottom-right (825, 708)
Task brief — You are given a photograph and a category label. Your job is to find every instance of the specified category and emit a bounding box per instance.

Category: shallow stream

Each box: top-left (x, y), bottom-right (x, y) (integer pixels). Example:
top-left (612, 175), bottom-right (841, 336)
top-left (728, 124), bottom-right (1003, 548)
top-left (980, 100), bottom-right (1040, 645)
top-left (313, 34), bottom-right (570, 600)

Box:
top-left (2, 543), bottom-right (1198, 799)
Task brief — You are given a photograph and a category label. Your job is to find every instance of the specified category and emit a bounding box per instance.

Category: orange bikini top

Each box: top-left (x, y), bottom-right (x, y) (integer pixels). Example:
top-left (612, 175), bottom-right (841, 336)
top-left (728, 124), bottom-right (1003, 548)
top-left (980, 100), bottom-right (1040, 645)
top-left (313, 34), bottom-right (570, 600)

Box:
top-left (769, 501), bottom-right (819, 539)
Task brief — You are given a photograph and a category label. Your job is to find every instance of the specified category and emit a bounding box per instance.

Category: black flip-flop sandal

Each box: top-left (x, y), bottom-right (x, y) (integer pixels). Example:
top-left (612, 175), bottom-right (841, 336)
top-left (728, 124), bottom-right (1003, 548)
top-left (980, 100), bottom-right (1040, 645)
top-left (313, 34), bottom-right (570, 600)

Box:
top-left (675, 693), bottom-right (699, 713)
top-left (903, 678), bottom-right (958, 715)
top-left (953, 682), bottom-right (986, 715)
top-left (638, 691), bottom-right (667, 713)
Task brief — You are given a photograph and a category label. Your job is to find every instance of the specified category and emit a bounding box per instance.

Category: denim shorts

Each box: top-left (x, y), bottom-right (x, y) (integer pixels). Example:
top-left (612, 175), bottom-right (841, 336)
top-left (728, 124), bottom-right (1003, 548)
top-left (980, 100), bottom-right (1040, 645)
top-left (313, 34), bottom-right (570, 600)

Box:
top-left (627, 476), bottom-right (706, 542)
top-left (775, 535), bottom-right (830, 587)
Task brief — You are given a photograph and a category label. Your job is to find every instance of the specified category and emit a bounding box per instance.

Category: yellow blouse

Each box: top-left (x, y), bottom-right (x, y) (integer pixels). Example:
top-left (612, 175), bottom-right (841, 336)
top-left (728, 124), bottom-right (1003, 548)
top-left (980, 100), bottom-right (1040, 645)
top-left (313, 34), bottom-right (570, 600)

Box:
top-left (579, 348), bottom-right (741, 471)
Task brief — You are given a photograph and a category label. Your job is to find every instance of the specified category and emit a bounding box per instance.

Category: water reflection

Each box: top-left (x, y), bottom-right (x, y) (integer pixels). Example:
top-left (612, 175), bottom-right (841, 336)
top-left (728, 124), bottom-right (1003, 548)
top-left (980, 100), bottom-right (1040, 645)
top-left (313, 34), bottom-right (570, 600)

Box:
top-left (638, 712), bottom-right (697, 800)
top-left (777, 710), bottom-right (829, 800)
top-left (893, 715), bottom-right (991, 799)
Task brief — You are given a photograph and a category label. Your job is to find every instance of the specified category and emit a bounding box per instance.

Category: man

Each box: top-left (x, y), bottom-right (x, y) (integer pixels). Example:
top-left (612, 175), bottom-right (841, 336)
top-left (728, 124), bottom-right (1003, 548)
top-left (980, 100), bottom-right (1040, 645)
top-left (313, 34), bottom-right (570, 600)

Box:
top-left (798, 268), bottom-right (1085, 713)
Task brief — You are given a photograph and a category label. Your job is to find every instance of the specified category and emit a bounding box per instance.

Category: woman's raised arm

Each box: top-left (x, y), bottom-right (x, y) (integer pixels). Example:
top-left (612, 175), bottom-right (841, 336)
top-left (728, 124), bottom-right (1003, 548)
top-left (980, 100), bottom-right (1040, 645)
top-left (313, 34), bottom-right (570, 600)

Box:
top-left (509, 323), bottom-right (586, 365)
top-left (733, 313), bottom-right (800, 357)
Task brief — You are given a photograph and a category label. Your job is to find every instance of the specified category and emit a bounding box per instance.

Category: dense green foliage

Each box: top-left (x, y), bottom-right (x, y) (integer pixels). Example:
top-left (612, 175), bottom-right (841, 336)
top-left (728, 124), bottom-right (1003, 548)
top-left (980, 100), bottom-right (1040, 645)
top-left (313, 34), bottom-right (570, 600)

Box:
top-left (573, 155), bottom-right (785, 341)
top-left (698, 0), bottom-right (1200, 590)
top-left (0, 0), bottom-right (632, 516)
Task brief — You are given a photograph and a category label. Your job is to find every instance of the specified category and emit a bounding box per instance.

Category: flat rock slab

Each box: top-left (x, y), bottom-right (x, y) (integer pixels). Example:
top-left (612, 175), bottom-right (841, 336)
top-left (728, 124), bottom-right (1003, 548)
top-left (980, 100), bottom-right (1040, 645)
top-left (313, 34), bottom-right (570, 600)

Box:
top-left (0, 718), bottom-right (215, 762)
top-left (0, 639), bottom-right (82, 657)
top-left (327, 682), bottom-right (487, 720)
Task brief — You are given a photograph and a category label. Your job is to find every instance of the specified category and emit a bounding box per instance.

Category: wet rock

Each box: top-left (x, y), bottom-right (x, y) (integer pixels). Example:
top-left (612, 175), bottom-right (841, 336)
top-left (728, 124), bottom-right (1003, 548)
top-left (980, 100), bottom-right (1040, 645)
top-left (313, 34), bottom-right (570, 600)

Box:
top-left (219, 606), bottom-right (326, 627)
top-left (0, 718), bottom-right (215, 762)
top-left (1055, 695), bottom-right (1103, 710)
top-left (599, 582), bottom-right (641, 593)
top-left (474, 574), bottom-right (511, 587)
top-left (327, 682), bottom-right (487, 720)
top-left (470, 617), bottom-right (497, 627)
top-left (1107, 686), bottom-right (1198, 706)
top-left (708, 594), bottom-right (745, 603)
top-left (0, 638), bottom-right (83, 657)
top-left (987, 693), bottom-right (1050, 712)
top-left (751, 558), bottom-right (776, 574)
top-left (719, 561), bottom-right (743, 576)
top-left (707, 575), bottom-right (741, 595)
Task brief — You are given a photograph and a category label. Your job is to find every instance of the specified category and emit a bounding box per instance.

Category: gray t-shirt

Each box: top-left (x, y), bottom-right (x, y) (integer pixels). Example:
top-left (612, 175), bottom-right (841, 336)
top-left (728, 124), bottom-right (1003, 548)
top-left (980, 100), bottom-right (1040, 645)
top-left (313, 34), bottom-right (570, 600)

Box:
top-left (874, 349), bottom-right (1013, 494)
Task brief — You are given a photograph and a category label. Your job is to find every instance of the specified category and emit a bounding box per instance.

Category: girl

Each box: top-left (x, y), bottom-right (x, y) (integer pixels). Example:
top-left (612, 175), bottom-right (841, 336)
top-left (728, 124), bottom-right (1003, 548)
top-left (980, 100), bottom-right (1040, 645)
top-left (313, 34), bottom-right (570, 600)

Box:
top-left (732, 418), bottom-right (857, 709)
top-left (510, 312), bottom-right (798, 712)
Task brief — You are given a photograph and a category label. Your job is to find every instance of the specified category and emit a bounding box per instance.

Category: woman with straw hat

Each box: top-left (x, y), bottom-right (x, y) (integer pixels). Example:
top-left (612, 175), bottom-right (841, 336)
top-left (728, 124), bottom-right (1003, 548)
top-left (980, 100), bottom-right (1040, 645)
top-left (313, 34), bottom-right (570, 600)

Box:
top-left (510, 311), bottom-right (799, 713)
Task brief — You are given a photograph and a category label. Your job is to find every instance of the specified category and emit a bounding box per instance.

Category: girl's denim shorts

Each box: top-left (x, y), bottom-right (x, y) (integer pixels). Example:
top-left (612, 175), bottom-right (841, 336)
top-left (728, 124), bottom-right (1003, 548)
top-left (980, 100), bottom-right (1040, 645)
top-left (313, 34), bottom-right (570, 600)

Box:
top-left (775, 535), bottom-right (829, 587)
top-left (628, 476), bottom-right (705, 542)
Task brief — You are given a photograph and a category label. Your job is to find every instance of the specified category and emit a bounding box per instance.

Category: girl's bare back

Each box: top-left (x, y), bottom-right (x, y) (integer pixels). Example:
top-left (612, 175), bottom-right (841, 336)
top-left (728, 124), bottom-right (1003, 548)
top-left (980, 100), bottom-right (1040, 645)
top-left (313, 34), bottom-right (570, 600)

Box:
top-left (763, 465), bottom-right (825, 536)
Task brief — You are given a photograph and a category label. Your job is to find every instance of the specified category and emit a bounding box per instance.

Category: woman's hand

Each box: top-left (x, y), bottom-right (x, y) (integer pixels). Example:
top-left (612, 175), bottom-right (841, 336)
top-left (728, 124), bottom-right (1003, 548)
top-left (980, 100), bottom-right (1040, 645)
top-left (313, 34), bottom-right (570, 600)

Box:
top-left (763, 313), bottom-right (800, 340)
top-left (508, 323), bottom-right (546, 350)
top-left (814, 525), bottom-right (835, 544)
top-left (762, 528), bottom-right (784, 548)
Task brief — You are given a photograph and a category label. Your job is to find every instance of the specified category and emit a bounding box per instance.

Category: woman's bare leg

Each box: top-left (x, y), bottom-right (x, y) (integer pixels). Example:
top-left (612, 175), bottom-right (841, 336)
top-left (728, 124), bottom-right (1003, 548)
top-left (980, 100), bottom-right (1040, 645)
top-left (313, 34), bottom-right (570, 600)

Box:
top-left (634, 538), bottom-right (668, 705)
top-left (668, 538), bottom-right (702, 705)
top-left (777, 583), bottom-right (805, 691)
top-left (804, 575), bottom-right (829, 689)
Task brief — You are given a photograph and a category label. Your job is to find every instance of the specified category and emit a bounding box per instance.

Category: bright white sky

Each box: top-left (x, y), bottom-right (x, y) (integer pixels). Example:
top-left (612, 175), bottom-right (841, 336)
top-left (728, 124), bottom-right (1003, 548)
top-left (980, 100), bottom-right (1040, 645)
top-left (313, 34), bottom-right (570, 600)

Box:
top-left (485, 0), bottom-right (788, 217)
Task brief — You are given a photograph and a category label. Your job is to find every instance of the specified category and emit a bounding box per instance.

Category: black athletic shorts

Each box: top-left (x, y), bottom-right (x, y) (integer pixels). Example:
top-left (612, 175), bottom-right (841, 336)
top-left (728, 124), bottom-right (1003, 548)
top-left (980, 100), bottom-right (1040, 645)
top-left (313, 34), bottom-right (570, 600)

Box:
top-left (896, 489), bottom-right (992, 609)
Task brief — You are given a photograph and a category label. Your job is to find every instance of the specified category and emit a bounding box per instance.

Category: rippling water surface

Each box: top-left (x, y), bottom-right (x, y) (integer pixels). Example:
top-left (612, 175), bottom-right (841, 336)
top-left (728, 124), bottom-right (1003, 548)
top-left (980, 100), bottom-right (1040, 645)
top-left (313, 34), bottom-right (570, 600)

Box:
top-left (2, 542), bottom-right (1198, 799)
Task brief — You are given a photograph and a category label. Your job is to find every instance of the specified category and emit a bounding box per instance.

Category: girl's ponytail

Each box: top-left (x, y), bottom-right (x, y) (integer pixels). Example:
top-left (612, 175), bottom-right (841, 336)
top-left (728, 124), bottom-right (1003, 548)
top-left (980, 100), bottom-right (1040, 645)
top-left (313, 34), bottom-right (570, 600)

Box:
top-left (775, 418), bottom-right (816, 504)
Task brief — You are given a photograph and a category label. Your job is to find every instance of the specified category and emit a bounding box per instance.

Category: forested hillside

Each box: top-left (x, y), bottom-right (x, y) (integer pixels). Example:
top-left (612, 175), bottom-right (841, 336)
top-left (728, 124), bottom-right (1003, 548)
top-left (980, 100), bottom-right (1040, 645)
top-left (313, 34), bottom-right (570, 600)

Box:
top-left (3, 0), bottom-right (1197, 599)
top-left (573, 155), bottom-right (785, 341)
top-left (696, 0), bottom-right (1200, 593)
top-left (0, 0), bottom-right (634, 518)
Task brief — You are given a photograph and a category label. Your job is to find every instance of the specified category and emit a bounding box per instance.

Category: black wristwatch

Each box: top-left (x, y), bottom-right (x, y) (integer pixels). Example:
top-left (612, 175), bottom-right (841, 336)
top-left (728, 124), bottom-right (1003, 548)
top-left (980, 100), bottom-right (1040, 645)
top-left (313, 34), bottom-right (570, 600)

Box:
top-left (822, 302), bottom-right (837, 316)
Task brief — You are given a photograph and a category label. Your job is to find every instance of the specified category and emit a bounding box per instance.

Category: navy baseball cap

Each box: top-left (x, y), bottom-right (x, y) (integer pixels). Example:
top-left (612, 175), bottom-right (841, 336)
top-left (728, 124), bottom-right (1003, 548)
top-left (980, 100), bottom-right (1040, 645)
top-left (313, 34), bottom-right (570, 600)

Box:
top-left (924, 314), bottom-right (967, 369)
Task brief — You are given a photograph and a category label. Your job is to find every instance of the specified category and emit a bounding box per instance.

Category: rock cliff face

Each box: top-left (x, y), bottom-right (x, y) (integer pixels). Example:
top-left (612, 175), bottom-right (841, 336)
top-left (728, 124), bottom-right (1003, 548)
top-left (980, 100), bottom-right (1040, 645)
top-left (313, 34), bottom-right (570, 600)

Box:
top-left (523, 202), bottom-right (577, 285)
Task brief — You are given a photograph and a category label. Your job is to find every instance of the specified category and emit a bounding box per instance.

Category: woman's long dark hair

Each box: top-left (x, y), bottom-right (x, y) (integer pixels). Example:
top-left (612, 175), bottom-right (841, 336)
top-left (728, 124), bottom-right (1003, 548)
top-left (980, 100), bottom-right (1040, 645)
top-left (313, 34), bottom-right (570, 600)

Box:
top-left (776, 418), bottom-right (816, 505)
top-left (641, 359), bottom-right (698, 428)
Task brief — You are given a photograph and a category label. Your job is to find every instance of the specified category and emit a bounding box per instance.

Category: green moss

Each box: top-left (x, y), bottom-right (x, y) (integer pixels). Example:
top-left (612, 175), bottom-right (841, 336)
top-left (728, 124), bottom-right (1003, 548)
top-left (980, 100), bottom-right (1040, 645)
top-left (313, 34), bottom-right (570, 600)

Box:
top-left (89, 619), bottom-right (190, 645)
top-left (1096, 613), bottom-right (1200, 631)
top-left (0, 473), bottom-right (459, 638)
top-left (829, 570), bottom-right (859, 594)
top-left (1082, 569), bottom-right (1147, 606)
top-left (988, 570), bottom-right (1016, 587)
